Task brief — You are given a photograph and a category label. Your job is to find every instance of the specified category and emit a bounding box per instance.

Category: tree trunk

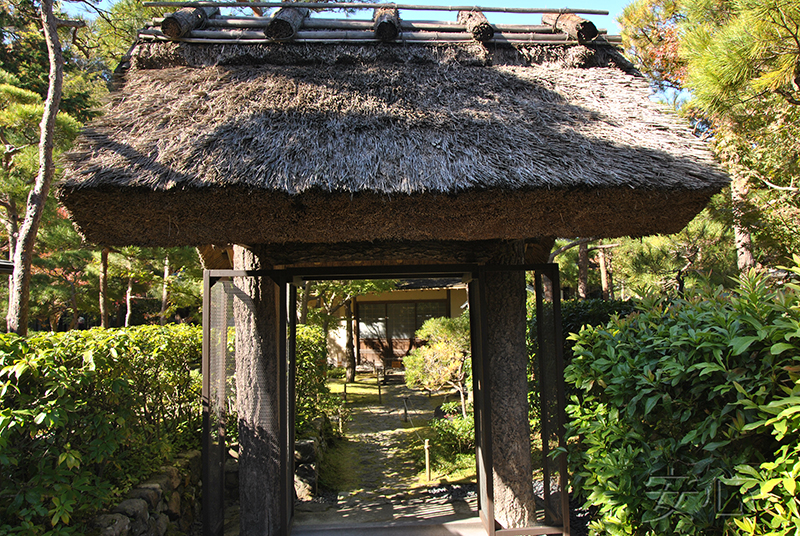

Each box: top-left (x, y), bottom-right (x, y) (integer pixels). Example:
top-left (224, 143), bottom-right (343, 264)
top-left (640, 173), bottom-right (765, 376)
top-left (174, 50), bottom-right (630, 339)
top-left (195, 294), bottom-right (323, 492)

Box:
top-left (5, 209), bottom-right (15, 302)
top-left (299, 281), bottom-right (309, 324)
top-left (49, 311), bottom-right (60, 332)
top-left (99, 247), bottom-right (110, 328)
top-left (116, 303), bottom-right (125, 327)
top-left (598, 247), bottom-right (610, 300)
top-left (125, 274), bottom-right (133, 327)
top-left (6, 0), bottom-right (63, 336)
top-left (68, 281), bottom-right (78, 330)
top-left (731, 172), bottom-right (756, 271)
top-left (322, 316), bottom-right (331, 361)
top-left (3, 195), bottom-right (19, 264)
top-left (231, 245), bottom-right (282, 536)
top-left (578, 241), bottom-right (589, 299)
top-left (485, 243), bottom-right (536, 529)
top-left (529, 238), bottom-right (556, 300)
top-left (160, 254), bottom-right (170, 325)
top-left (344, 298), bottom-right (356, 383)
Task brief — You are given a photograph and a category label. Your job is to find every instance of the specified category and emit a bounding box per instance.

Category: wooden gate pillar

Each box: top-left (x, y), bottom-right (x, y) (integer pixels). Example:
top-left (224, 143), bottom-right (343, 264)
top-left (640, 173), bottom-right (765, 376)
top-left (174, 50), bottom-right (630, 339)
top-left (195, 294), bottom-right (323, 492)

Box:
top-left (231, 245), bottom-right (282, 535)
top-left (484, 240), bottom-right (538, 528)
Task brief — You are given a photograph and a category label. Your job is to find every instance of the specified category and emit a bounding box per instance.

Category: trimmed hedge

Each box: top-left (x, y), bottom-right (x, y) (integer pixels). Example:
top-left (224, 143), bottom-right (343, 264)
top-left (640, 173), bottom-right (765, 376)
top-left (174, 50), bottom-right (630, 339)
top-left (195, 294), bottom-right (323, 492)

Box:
top-left (0, 325), bottom-right (202, 535)
top-left (566, 267), bottom-right (800, 535)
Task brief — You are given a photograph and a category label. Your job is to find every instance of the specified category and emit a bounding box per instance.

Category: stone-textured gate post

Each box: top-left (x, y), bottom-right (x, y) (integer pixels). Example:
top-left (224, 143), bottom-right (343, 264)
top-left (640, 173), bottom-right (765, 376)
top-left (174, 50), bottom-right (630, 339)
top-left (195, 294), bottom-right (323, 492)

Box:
top-left (484, 238), bottom-right (553, 528)
top-left (231, 245), bottom-right (282, 535)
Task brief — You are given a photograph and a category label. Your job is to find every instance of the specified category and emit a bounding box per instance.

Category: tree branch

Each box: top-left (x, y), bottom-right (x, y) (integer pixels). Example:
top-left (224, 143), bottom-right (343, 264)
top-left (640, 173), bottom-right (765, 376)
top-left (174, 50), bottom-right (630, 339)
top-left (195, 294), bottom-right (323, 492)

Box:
top-left (759, 176), bottom-right (799, 192)
top-left (73, 1), bottom-right (115, 27)
top-left (776, 88), bottom-right (800, 106)
top-left (55, 18), bottom-right (86, 28)
top-left (548, 237), bottom-right (594, 262)
top-left (588, 243), bottom-right (621, 252)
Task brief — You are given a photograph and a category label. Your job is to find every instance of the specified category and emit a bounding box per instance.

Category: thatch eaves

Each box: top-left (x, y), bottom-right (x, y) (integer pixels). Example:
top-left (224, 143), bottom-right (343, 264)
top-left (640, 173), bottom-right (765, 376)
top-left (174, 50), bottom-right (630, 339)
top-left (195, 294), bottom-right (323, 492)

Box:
top-left (58, 24), bottom-right (727, 249)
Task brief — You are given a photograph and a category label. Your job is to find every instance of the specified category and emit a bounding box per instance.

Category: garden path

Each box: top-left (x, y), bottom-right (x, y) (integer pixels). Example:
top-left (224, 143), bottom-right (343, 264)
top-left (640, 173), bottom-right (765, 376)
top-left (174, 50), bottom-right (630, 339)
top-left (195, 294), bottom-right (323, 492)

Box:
top-left (292, 370), bottom-right (478, 528)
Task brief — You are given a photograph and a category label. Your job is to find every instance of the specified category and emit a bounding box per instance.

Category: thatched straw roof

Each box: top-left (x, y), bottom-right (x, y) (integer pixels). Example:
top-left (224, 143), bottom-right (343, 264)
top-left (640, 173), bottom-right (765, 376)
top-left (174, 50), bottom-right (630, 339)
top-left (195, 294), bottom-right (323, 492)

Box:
top-left (58, 11), bottom-right (727, 250)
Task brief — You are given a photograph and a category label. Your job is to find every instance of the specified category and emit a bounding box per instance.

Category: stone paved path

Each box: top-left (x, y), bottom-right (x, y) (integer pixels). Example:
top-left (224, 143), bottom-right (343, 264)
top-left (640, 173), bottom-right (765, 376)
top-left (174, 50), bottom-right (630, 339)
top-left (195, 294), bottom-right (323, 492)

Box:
top-left (293, 371), bottom-right (478, 527)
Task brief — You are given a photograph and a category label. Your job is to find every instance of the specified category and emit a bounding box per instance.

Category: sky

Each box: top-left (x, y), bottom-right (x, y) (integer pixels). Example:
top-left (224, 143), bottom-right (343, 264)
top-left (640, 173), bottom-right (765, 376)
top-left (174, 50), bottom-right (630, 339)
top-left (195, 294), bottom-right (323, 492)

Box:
top-left (66, 0), bottom-right (630, 35)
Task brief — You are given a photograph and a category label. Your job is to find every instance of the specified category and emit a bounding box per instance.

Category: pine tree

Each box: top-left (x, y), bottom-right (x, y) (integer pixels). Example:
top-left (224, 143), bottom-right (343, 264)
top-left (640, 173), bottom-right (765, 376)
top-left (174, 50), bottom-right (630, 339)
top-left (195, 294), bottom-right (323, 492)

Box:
top-left (619, 0), bottom-right (800, 270)
top-left (681, 0), bottom-right (800, 266)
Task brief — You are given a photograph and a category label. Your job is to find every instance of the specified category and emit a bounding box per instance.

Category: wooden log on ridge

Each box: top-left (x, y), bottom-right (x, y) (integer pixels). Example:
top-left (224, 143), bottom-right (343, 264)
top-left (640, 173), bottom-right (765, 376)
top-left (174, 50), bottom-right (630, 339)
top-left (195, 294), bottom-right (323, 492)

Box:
top-left (161, 6), bottom-right (219, 39)
top-left (542, 12), bottom-right (598, 41)
top-left (457, 10), bottom-right (493, 42)
top-left (264, 6), bottom-right (309, 40)
top-left (373, 7), bottom-right (400, 41)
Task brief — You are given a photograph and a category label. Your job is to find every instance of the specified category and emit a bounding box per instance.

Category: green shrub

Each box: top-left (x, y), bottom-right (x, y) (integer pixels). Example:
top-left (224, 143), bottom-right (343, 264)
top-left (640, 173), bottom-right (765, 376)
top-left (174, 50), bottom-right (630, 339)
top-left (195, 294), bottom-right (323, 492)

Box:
top-left (430, 404), bottom-right (475, 457)
top-left (327, 366), bottom-right (346, 379)
top-left (565, 266), bottom-right (800, 535)
top-left (560, 298), bottom-right (637, 343)
top-left (527, 298), bottom-right (636, 433)
top-left (527, 298), bottom-right (636, 362)
top-left (295, 324), bottom-right (344, 438)
top-left (0, 325), bottom-right (201, 535)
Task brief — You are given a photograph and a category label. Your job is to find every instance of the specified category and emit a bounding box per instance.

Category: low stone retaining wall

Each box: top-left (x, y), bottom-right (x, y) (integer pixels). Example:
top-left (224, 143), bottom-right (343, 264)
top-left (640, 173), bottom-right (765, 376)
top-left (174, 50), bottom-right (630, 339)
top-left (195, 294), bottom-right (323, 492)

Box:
top-left (92, 450), bottom-right (202, 536)
top-left (221, 436), bottom-right (325, 504)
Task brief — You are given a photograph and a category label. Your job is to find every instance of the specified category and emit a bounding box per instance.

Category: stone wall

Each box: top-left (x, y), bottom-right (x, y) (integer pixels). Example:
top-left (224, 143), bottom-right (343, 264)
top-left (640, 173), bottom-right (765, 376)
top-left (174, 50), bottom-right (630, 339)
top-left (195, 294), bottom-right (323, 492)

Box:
top-left (222, 436), bottom-right (325, 504)
top-left (92, 450), bottom-right (202, 536)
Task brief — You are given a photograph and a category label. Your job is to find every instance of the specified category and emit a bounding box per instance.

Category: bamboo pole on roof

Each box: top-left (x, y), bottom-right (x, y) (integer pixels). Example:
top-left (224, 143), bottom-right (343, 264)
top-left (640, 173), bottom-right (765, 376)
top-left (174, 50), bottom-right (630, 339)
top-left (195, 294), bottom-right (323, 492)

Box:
top-left (143, 1), bottom-right (609, 16)
top-left (152, 16), bottom-right (575, 34)
top-left (152, 17), bottom-right (613, 35)
top-left (139, 27), bottom-right (617, 43)
top-left (179, 28), bottom-right (267, 38)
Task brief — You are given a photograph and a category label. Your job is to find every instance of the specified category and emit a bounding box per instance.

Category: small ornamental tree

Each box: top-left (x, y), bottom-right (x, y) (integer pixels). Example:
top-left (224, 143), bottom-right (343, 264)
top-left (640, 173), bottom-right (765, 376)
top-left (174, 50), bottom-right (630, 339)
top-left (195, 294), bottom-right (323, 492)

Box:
top-left (405, 312), bottom-right (471, 418)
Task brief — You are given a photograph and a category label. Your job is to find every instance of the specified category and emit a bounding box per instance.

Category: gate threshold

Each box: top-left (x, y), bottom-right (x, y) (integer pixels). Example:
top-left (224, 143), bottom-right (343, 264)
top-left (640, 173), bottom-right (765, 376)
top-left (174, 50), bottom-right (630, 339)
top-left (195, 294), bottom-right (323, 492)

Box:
top-left (291, 517), bottom-right (486, 536)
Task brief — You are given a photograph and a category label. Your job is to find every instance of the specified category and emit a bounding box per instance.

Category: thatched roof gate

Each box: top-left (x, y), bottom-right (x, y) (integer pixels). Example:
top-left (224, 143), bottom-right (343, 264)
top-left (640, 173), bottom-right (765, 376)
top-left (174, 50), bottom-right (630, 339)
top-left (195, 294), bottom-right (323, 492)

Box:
top-left (57, 4), bottom-right (727, 536)
top-left (59, 12), bottom-right (726, 248)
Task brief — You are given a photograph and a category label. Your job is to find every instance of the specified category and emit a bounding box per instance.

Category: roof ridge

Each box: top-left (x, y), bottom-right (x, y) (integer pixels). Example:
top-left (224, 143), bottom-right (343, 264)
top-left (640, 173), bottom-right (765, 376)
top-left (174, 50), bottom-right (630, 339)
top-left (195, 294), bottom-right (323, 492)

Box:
top-left (141, 3), bottom-right (621, 45)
